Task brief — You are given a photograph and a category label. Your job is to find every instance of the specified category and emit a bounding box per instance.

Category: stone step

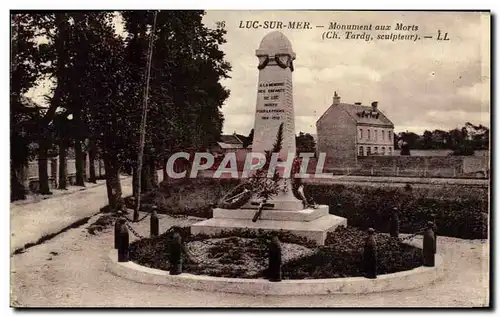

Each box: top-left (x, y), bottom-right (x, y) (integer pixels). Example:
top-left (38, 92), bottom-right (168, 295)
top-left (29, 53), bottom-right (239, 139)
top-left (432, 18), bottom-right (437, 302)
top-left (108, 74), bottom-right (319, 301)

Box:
top-left (190, 214), bottom-right (347, 245)
top-left (213, 205), bottom-right (329, 222)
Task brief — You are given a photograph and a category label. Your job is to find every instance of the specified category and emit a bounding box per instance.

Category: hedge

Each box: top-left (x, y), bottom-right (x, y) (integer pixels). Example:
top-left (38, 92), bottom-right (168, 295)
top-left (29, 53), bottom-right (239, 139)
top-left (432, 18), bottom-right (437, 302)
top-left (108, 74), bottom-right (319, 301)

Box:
top-left (305, 184), bottom-right (488, 239)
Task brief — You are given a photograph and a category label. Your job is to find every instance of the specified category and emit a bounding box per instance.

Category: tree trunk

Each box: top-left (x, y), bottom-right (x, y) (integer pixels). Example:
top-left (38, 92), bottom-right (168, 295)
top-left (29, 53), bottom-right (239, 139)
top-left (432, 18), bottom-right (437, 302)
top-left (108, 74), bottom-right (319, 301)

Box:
top-left (103, 153), bottom-right (122, 212)
top-left (132, 166), bottom-right (139, 197)
top-left (10, 163), bottom-right (26, 201)
top-left (141, 162), bottom-right (153, 193)
top-left (58, 140), bottom-right (67, 189)
top-left (163, 157), bottom-right (168, 182)
top-left (151, 159), bottom-right (159, 187)
top-left (38, 136), bottom-right (52, 195)
top-left (83, 152), bottom-right (88, 182)
top-left (74, 139), bottom-right (85, 186)
top-left (88, 139), bottom-right (97, 183)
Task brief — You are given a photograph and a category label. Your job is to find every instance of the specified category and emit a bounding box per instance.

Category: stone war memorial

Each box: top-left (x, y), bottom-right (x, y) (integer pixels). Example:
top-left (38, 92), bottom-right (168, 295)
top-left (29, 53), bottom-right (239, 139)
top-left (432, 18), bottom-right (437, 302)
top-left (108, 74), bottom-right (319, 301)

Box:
top-left (191, 31), bottom-right (347, 245)
top-left (10, 10), bottom-right (489, 308)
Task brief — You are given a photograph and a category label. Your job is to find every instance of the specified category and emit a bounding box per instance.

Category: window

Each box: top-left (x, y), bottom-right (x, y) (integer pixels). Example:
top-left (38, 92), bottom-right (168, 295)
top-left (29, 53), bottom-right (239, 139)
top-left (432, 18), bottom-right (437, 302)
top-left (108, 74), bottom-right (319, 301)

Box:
top-left (382, 147), bottom-right (385, 155)
top-left (374, 130), bottom-right (377, 141)
top-left (374, 147), bottom-right (378, 154)
top-left (388, 131), bottom-right (392, 141)
top-left (359, 146), bottom-right (364, 156)
top-left (367, 147), bottom-right (371, 155)
top-left (368, 129), bottom-right (371, 140)
top-left (359, 128), bottom-right (363, 139)
top-left (382, 130), bottom-right (385, 140)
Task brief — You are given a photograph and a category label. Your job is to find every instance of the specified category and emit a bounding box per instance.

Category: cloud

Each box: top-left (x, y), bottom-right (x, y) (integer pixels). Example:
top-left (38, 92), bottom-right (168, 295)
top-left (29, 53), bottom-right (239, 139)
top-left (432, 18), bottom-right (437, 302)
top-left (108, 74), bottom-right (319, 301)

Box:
top-left (204, 11), bottom-right (490, 136)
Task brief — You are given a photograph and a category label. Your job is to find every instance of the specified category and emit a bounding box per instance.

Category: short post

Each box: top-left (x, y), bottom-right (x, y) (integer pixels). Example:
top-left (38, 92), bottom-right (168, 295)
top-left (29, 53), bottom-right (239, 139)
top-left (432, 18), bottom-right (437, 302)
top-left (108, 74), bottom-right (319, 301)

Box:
top-left (363, 228), bottom-right (377, 279)
top-left (150, 205), bottom-right (159, 237)
top-left (114, 217), bottom-right (122, 249)
top-left (389, 207), bottom-right (400, 238)
top-left (423, 221), bottom-right (436, 267)
top-left (168, 232), bottom-right (183, 275)
top-left (123, 196), bottom-right (135, 215)
top-left (268, 236), bottom-right (282, 282)
top-left (117, 219), bottom-right (129, 262)
top-left (430, 214), bottom-right (438, 255)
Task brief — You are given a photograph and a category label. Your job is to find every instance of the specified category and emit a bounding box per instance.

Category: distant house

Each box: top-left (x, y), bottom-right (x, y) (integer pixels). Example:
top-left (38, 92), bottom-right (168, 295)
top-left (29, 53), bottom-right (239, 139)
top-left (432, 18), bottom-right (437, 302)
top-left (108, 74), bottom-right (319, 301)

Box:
top-left (316, 92), bottom-right (395, 167)
top-left (211, 133), bottom-right (250, 154)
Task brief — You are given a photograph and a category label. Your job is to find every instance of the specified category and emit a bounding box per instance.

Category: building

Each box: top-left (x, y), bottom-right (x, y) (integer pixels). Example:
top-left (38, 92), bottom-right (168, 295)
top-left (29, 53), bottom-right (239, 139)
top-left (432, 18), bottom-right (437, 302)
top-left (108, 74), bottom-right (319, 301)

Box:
top-left (316, 92), bottom-right (395, 166)
top-left (211, 133), bottom-right (250, 154)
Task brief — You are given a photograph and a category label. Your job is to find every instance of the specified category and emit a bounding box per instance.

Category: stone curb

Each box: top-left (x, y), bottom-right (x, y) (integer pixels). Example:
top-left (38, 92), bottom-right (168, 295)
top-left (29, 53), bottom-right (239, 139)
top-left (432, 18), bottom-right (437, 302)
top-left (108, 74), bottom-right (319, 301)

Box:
top-left (106, 249), bottom-right (443, 295)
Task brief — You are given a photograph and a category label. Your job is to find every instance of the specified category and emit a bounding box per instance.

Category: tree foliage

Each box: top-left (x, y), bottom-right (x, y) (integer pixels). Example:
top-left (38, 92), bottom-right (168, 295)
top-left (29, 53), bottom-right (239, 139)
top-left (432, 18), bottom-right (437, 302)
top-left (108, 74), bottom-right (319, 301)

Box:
top-left (395, 122), bottom-right (489, 155)
top-left (10, 10), bottom-right (232, 206)
top-left (295, 132), bottom-right (316, 155)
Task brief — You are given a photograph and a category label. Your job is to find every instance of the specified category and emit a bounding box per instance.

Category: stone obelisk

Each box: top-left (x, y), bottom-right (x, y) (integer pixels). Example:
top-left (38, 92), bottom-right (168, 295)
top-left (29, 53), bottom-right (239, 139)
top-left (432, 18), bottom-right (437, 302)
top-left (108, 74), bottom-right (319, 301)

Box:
top-left (251, 31), bottom-right (302, 211)
top-left (190, 31), bottom-right (347, 245)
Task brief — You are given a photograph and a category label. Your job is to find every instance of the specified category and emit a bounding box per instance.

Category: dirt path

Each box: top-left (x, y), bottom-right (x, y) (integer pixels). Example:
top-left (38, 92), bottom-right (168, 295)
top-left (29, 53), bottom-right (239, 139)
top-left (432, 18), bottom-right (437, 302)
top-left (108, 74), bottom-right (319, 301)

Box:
top-left (10, 214), bottom-right (489, 307)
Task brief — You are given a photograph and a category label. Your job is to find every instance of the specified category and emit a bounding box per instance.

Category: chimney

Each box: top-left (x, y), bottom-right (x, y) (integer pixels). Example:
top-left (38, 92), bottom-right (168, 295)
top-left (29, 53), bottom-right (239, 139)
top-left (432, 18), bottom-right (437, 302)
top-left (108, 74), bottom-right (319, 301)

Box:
top-left (333, 91), bottom-right (340, 105)
top-left (371, 101), bottom-right (378, 112)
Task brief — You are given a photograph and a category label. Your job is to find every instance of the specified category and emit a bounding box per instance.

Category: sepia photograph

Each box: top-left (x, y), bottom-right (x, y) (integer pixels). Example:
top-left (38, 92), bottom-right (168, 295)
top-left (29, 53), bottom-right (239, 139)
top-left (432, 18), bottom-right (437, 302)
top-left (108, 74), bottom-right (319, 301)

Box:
top-left (9, 9), bottom-right (491, 308)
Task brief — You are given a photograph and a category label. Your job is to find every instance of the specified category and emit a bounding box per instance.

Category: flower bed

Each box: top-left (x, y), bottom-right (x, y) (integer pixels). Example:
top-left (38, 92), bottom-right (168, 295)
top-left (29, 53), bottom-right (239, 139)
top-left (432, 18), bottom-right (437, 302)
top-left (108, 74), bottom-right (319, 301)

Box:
top-left (128, 226), bottom-right (423, 279)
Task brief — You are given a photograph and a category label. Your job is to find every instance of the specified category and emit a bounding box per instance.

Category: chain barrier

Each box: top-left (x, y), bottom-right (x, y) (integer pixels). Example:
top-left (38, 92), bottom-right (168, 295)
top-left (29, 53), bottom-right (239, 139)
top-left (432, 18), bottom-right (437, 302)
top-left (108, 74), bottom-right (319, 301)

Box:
top-left (125, 222), bottom-right (147, 239)
top-left (399, 223), bottom-right (435, 242)
top-left (399, 230), bottom-right (425, 242)
top-left (119, 207), bottom-right (152, 239)
top-left (123, 212), bottom-right (150, 223)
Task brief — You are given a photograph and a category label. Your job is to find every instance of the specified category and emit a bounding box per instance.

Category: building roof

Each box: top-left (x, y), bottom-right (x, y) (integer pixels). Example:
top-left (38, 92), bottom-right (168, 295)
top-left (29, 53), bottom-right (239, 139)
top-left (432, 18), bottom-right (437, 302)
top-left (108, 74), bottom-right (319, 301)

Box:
top-left (220, 134), bottom-right (243, 145)
top-left (217, 142), bottom-right (243, 149)
top-left (317, 102), bottom-right (394, 128)
top-left (341, 103), bottom-right (394, 127)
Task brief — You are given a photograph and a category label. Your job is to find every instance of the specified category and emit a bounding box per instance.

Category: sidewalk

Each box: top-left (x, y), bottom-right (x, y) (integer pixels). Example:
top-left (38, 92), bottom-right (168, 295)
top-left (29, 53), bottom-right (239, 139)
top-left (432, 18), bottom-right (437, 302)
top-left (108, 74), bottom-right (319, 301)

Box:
top-left (11, 179), bottom-right (109, 207)
top-left (10, 170), bottom-right (165, 254)
top-left (10, 175), bottom-right (132, 254)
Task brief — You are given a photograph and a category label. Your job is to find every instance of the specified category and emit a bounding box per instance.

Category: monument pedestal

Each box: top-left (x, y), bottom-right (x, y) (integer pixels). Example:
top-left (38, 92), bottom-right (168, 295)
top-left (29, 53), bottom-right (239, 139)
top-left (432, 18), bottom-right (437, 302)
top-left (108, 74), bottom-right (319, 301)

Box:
top-left (190, 205), bottom-right (347, 245)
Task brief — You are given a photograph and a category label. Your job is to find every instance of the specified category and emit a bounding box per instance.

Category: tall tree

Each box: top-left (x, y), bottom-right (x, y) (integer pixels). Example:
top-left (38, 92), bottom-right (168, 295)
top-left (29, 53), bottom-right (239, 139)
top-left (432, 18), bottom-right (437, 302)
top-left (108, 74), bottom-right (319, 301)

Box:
top-left (11, 13), bottom-right (41, 200)
top-left (243, 129), bottom-right (254, 148)
top-left (121, 10), bottom-right (231, 191)
top-left (296, 132), bottom-right (316, 155)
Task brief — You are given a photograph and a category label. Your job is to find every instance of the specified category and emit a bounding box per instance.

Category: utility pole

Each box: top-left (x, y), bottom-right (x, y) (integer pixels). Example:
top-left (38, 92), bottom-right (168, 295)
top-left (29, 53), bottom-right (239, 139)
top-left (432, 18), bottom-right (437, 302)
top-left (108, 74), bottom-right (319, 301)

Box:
top-left (134, 11), bottom-right (158, 221)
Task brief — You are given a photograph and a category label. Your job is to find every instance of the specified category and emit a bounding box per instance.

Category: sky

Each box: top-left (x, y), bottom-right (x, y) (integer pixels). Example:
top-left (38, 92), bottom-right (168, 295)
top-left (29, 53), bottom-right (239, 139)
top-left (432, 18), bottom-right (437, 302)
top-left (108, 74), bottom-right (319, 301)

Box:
top-left (25, 11), bottom-right (490, 136)
top-left (202, 11), bottom-right (490, 136)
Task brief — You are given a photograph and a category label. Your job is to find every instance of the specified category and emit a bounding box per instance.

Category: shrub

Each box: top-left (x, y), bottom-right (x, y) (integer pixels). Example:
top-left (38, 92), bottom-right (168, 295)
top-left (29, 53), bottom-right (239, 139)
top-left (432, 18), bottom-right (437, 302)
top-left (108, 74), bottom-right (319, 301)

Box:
top-left (138, 178), bottom-right (240, 218)
top-left (305, 184), bottom-right (488, 239)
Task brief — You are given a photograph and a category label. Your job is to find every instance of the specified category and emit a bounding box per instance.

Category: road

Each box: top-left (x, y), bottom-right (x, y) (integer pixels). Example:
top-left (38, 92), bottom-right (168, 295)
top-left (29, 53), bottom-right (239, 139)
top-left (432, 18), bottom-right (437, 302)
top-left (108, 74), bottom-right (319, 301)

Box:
top-left (10, 213), bottom-right (489, 307)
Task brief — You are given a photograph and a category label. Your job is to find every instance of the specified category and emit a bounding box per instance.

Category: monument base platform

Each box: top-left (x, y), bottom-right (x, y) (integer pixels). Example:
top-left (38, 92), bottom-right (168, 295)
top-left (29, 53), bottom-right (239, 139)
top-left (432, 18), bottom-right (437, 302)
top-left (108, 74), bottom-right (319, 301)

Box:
top-left (191, 206), bottom-right (347, 245)
top-left (213, 206), bottom-right (329, 222)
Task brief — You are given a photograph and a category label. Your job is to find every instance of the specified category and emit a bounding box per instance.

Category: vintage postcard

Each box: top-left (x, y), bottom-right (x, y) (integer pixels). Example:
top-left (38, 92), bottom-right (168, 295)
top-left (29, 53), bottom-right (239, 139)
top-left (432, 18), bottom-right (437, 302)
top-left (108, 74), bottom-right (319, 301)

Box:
top-left (10, 10), bottom-right (490, 308)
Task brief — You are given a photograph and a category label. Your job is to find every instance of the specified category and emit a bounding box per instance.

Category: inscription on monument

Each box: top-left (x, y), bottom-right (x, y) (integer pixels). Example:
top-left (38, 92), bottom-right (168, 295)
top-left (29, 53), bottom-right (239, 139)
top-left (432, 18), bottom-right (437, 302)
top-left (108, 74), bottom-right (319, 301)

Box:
top-left (257, 81), bottom-right (285, 120)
